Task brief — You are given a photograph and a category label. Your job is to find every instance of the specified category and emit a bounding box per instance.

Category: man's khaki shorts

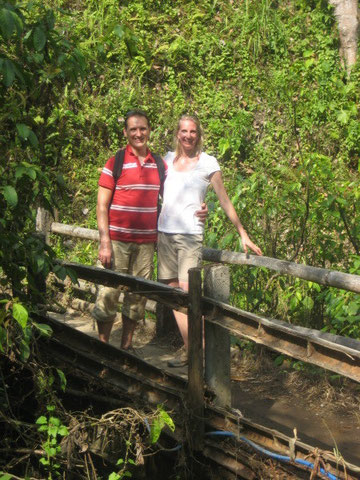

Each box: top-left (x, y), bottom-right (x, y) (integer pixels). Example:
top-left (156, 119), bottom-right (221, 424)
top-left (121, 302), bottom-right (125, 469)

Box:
top-left (92, 240), bottom-right (155, 323)
top-left (157, 232), bottom-right (203, 283)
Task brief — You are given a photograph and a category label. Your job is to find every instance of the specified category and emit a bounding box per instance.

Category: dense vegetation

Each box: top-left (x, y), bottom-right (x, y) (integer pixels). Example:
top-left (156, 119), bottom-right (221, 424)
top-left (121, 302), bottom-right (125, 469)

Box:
top-left (3, 0), bottom-right (358, 335)
top-left (0, 0), bottom-right (359, 477)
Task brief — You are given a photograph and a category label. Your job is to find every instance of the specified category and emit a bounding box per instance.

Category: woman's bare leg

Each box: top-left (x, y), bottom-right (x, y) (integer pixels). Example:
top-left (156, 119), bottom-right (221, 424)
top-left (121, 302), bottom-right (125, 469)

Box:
top-left (166, 279), bottom-right (189, 349)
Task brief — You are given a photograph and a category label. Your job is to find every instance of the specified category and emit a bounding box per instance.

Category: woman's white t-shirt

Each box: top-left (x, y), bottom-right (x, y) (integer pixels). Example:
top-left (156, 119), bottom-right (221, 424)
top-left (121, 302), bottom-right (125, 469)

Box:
top-left (158, 151), bottom-right (220, 234)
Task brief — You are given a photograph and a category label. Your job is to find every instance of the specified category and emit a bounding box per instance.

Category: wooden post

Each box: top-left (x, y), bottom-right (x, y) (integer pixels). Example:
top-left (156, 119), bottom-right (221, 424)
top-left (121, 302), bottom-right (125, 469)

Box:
top-left (204, 264), bottom-right (231, 407)
top-left (155, 303), bottom-right (180, 340)
top-left (27, 207), bottom-right (53, 303)
top-left (187, 267), bottom-right (204, 450)
top-left (36, 207), bottom-right (53, 245)
top-left (27, 232), bottom-right (47, 304)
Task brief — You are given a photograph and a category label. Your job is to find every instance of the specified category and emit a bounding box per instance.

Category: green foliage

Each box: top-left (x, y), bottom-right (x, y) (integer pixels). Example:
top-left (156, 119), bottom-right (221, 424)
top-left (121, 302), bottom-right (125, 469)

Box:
top-left (36, 405), bottom-right (69, 479)
top-left (35, 366), bottom-right (67, 404)
top-left (0, 0), bottom-right (84, 357)
top-left (106, 406), bottom-right (175, 479)
top-left (0, 473), bottom-right (13, 480)
top-left (0, 0), bottom-right (359, 343)
top-left (1, 3), bottom-right (359, 477)
top-left (0, 299), bottom-right (54, 361)
top-left (108, 458), bottom-right (135, 480)
top-left (105, 406), bottom-right (175, 480)
top-left (149, 404), bottom-right (175, 444)
top-left (32, 0), bottom-right (358, 337)
top-left (321, 256), bottom-right (360, 337)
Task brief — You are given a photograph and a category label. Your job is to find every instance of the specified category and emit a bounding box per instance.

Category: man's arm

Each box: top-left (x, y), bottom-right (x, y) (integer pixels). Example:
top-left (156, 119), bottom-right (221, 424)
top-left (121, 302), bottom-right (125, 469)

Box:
top-left (97, 186), bottom-right (113, 268)
top-left (195, 202), bottom-right (208, 222)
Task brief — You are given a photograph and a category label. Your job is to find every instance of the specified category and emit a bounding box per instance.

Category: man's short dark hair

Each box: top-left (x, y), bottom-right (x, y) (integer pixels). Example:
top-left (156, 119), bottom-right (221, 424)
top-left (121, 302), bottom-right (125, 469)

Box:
top-left (124, 109), bottom-right (150, 129)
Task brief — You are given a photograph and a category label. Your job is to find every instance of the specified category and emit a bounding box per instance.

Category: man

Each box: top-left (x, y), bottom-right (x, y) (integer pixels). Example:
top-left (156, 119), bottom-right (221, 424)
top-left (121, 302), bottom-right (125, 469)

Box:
top-left (92, 109), bottom-right (165, 349)
top-left (92, 109), bottom-right (206, 350)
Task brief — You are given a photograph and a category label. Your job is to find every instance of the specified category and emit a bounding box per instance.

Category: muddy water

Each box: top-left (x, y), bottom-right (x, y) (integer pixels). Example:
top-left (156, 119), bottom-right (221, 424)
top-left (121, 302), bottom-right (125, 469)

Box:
top-left (232, 384), bottom-right (360, 467)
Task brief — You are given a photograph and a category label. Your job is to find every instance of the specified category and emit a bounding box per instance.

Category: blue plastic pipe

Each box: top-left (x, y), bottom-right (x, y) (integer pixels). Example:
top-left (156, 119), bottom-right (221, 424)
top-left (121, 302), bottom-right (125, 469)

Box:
top-left (205, 431), bottom-right (340, 480)
top-left (144, 418), bottom-right (340, 480)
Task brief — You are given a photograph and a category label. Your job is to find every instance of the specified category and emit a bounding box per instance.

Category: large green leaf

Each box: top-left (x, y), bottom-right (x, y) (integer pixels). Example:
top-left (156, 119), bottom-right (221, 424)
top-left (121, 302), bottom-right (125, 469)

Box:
top-left (34, 322), bottom-right (53, 337)
top-left (12, 61), bottom-right (24, 83)
top-left (20, 338), bottom-right (30, 361)
top-left (113, 25), bottom-right (125, 40)
top-left (16, 124), bottom-right (38, 147)
top-left (16, 123), bottom-right (31, 139)
top-left (0, 473), bottom-right (13, 480)
top-left (15, 165), bottom-right (37, 180)
top-left (108, 473), bottom-right (121, 480)
top-left (13, 303), bottom-right (28, 329)
top-left (158, 409), bottom-right (175, 431)
top-left (56, 174), bottom-right (67, 188)
top-left (36, 416), bottom-right (48, 425)
top-left (1, 58), bottom-right (15, 86)
top-left (0, 326), bottom-right (6, 352)
top-left (33, 26), bottom-right (46, 51)
top-left (0, 7), bottom-right (23, 39)
top-left (337, 110), bottom-right (350, 125)
top-left (302, 296), bottom-right (314, 310)
top-left (150, 418), bottom-right (162, 444)
top-left (56, 368), bottom-right (67, 391)
top-left (58, 425), bottom-right (69, 436)
top-left (65, 267), bottom-right (78, 285)
top-left (150, 406), bottom-right (175, 444)
top-left (28, 130), bottom-right (39, 147)
top-left (53, 264), bottom-right (67, 281)
top-left (2, 185), bottom-right (18, 207)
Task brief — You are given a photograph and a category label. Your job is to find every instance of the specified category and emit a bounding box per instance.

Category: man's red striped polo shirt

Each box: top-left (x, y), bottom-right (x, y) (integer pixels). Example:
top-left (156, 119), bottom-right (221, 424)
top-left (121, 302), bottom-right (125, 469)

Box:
top-left (98, 145), bottom-right (166, 243)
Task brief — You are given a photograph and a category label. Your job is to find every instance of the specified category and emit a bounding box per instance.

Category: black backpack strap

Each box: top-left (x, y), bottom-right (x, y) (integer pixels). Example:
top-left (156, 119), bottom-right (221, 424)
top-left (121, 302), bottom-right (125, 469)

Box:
top-left (150, 152), bottom-right (165, 220)
top-left (152, 153), bottom-right (166, 187)
top-left (109, 149), bottom-right (125, 207)
top-left (113, 149), bottom-right (126, 183)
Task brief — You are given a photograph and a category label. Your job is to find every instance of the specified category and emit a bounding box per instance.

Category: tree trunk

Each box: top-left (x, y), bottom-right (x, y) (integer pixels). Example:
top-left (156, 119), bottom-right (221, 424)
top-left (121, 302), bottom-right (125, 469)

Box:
top-left (329, 0), bottom-right (359, 72)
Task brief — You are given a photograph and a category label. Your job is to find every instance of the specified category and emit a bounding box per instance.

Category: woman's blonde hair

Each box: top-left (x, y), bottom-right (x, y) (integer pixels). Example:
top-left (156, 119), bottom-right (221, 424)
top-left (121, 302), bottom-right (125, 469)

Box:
top-left (174, 114), bottom-right (203, 157)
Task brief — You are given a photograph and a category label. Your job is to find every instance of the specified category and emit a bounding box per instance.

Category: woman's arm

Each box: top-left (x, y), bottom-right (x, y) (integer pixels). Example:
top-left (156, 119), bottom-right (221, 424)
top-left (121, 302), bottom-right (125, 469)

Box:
top-left (210, 171), bottom-right (262, 256)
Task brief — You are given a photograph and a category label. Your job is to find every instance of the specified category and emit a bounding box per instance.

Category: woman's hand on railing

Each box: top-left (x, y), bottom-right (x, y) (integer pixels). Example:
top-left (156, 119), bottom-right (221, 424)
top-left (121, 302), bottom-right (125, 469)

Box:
top-left (239, 230), bottom-right (262, 256)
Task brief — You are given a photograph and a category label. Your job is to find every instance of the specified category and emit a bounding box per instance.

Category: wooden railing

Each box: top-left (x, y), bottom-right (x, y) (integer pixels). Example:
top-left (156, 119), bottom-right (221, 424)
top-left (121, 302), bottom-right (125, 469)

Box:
top-left (36, 209), bottom-right (360, 409)
top-left (47, 218), bottom-right (360, 293)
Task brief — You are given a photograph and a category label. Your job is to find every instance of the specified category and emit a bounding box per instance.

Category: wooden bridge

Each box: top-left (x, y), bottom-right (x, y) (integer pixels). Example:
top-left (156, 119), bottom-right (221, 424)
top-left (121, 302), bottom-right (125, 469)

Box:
top-left (36, 209), bottom-right (360, 479)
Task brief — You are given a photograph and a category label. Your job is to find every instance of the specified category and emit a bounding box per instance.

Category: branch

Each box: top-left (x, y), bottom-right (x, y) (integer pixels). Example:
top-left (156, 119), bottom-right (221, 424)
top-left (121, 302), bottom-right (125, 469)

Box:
top-left (0, 448), bottom-right (44, 455)
top-left (337, 202), bottom-right (360, 255)
top-left (0, 472), bottom-right (40, 480)
top-left (289, 98), bottom-right (310, 262)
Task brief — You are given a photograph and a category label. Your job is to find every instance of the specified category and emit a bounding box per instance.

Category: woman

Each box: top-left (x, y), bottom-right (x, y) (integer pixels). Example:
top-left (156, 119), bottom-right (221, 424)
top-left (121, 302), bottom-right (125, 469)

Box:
top-left (158, 115), bottom-right (262, 367)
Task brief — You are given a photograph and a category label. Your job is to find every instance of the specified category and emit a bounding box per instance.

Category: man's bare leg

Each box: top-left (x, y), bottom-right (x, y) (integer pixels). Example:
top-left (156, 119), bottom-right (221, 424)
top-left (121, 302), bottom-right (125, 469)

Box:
top-left (97, 320), bottom-right (114, 343)
top-left (121, 314), bottom-right (136, 350)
